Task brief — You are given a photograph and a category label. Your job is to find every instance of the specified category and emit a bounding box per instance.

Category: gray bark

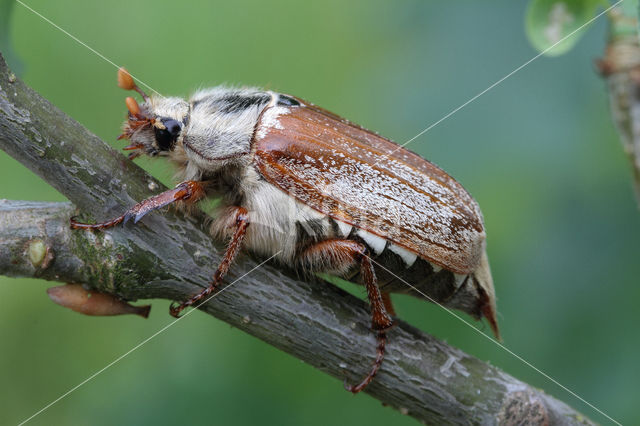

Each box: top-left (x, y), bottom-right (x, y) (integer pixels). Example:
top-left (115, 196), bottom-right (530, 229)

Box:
top-left (0, 53), bottom-right (593, 425)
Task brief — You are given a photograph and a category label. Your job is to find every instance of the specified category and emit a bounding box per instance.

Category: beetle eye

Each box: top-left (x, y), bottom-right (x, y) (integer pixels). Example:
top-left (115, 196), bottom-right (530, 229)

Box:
top-left (154, 118), bottom-right (181, 151)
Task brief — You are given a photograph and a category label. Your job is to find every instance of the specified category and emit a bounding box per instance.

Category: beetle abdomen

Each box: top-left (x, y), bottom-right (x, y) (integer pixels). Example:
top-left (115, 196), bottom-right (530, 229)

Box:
top-left (336, 219), bottom-right (468, 301)
top-left (300, 215), bottom-right (468, 302)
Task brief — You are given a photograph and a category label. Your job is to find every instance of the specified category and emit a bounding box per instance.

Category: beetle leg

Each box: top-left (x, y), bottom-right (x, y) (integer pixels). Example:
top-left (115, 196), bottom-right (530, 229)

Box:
top-left (70, 180), bottom-right (205, 230)
top-left (169, 207), bottom-right (249, 318)
top-left (298, 239), bottom-right (393, 393)
top-left (381, 292), bottom-right (396, 317)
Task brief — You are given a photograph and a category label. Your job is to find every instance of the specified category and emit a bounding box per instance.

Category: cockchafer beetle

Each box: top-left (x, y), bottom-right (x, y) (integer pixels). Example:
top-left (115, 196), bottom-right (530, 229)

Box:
top-left (71, 68), bottom-right (499, 393)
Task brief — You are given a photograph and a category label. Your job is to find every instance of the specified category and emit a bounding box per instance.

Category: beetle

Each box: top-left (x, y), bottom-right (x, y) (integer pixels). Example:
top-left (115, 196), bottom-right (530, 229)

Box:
top-left (70, 68), bottom-right (499, 393)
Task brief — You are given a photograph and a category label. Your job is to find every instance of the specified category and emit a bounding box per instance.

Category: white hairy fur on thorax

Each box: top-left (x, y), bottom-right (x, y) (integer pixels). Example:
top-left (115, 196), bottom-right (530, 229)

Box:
top-left (209, 166), bottom-right (332, 263)
top-left (182, 88), bottom-right (268, 170)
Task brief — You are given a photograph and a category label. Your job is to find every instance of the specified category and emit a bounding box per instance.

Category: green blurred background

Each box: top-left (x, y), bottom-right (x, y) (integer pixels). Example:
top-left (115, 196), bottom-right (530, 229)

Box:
top-left (1, 0), bottom-right (638, 424)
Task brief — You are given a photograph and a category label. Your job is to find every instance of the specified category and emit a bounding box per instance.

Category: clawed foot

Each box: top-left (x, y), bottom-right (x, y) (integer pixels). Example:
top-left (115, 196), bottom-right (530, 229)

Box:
top-left (169, 301), bottom-right (188, 318)
top-left (343, 331), bottom-right (388, 394)
top-left (169, 282), bottom-right (220, 318)
top-left (69, 181), bottom-right (203, 231)
top-left (70, 215), bottom-right (125, 230)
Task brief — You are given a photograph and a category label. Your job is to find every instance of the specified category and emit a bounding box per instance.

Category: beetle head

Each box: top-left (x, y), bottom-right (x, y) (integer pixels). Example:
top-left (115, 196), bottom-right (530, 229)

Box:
top-left (116, 68), bottom-right (189, 159)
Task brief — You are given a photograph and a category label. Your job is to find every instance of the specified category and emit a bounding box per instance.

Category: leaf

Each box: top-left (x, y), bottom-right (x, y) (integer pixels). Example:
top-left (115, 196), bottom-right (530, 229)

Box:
top-left (525, 0), bottom-right (604, 56)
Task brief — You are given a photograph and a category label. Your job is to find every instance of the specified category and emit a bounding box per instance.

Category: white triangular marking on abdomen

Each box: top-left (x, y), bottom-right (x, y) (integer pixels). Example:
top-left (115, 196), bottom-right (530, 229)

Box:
top-left (454, 273), bottom-right (468, 289)
top-left (388, 243), bottom-right (418, 267)
top-left (355, 229), bottom-right (386, 255)
top-left (335, 220), bottom-right (353, 238)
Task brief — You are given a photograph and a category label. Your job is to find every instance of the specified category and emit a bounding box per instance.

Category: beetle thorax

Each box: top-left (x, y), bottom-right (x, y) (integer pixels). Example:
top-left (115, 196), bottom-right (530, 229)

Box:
top-left (174, 88), bottom-right (271, 174)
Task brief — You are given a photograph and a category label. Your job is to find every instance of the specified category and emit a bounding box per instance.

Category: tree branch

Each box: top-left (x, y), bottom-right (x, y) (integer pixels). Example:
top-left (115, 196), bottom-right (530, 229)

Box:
top-left (0, 53), bottom-right (593, 425)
